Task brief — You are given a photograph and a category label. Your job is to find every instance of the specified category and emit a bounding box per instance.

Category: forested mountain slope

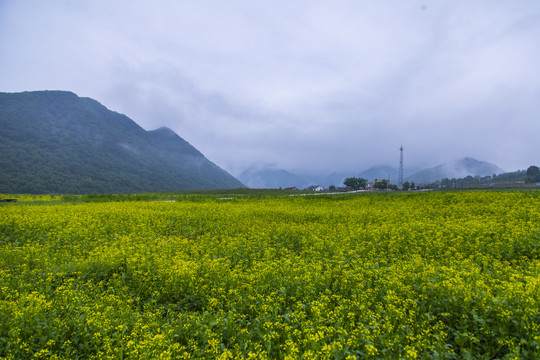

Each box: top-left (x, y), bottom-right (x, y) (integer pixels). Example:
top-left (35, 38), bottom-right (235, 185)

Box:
top-left (0, 91), bottom-right (244, 194)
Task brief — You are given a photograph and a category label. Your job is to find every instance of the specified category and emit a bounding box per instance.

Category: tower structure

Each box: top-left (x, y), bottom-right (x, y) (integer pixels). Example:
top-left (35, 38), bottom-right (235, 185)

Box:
top-left (398, 144), bottom-right (404, 189)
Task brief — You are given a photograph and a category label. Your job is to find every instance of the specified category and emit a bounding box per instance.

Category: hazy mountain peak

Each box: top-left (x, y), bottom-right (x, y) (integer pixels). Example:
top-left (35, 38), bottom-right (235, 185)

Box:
top-left (238, 164), bottom-right (307, 189)
top-left (407, 157), bottom-right (504, 184)
top-left (151, 126), bottom-right (177, 136)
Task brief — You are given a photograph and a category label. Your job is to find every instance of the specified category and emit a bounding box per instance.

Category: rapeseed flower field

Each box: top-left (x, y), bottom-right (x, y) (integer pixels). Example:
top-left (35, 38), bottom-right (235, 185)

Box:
top-left (1, 191), bottom-right (539, 359)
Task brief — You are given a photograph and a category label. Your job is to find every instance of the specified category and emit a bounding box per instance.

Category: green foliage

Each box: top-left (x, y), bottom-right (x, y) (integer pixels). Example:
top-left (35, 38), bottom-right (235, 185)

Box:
top-left (0, 91), bottom-right (244, 194)
top-left (343, 177), bottom-right (367, 190)
top-left (401, 181), bottom-right (416, 191)
top-left (526, 165), bottom-right (540, 183)
top-left (428, 170), bottom-right (537, 189)
top-left (373, 179), bottom-right (389, 189)
top-left (1, 191), bottom-right (539, 358)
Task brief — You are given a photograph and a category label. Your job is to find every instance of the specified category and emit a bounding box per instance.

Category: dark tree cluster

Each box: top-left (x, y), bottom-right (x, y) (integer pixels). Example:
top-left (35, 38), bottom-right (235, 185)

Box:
top-left (401, 181), bottom-right (416, 191)
top-left (526, 165), bottom-right (540, 183)
top-left (343, 177), bottom-right (367, 190)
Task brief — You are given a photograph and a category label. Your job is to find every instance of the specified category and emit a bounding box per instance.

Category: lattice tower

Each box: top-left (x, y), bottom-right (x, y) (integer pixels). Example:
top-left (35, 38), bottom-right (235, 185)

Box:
top-left (399, 144), bottom-right (404, 189)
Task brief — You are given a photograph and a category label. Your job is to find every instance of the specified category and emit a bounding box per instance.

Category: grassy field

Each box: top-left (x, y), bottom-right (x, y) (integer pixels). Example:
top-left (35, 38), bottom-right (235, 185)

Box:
top-left (1, 190), bottom-right (539, 359)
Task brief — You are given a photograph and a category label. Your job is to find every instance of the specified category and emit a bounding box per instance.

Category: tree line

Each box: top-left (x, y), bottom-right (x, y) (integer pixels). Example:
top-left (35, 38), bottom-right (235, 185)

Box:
top-left (425, 165), bottom-right (539, 189)
top-left (343, 177), bottom-right (415, 191)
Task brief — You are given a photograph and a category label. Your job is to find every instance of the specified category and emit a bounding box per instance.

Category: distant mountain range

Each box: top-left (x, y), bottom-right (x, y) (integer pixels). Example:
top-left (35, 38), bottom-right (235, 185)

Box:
top-left (0, 90), bottom-right (244, 194)
top-left (239, 158), bottom-right (505, 189)
top-left (407, 157), bottom-right (504, 184)
top-left (238, 166), bottom-right (307, 189)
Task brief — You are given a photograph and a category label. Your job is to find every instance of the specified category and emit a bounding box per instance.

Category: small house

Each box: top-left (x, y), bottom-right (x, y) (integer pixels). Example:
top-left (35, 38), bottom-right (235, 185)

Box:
top-left (305, 185), bottom-right (325, 192)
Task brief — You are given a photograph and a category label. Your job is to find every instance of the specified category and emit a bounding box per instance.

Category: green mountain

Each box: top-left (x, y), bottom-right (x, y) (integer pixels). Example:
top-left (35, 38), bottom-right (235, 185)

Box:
top-left (407, 157), bottom-right (504, 185)
top-left (0, 90), bottom-right (244, 194)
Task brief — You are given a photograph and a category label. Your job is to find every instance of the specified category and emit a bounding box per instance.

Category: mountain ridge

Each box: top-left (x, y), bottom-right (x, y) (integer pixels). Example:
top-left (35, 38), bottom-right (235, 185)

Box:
top-left (0, 90), bottom-right (244, 193)
top-left (407, 157), bottom-right (504, 184)
top-left (238, 158), bottom-right (505, 189)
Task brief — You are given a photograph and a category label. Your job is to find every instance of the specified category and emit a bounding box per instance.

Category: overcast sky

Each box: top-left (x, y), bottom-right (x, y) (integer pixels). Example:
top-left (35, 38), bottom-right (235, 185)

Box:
top-left (1, 1), bottom-right (539, 176)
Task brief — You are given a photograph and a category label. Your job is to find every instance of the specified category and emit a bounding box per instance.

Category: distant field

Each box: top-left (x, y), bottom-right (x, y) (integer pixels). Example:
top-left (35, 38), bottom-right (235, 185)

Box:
top-left (1, 191), bottom-right (539, 359)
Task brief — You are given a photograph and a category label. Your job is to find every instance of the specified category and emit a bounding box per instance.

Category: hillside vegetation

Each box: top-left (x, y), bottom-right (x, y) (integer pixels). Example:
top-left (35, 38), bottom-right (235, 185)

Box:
top-left (0, 91), bottom-right (244, 194)
top-left (1, 191), bottom-right (539, 358)
top-left (407, 157), bottom-right (504, 185)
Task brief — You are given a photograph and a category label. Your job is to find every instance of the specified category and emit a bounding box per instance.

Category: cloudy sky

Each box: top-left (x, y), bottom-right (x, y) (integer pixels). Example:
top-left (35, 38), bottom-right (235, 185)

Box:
top-left (1, 1), bottom-right (539, 176)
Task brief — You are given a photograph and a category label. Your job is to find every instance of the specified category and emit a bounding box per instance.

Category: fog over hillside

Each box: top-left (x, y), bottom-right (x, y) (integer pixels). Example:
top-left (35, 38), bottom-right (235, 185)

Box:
top-left (407, 158), bottom-right (504, 185)
top-left (0, 91), bottom-right (244, 193)
top-left (238, 158), bottom-right (505, 189)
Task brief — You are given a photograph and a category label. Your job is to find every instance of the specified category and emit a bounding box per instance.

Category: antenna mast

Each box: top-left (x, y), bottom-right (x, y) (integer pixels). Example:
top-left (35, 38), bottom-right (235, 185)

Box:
top-left (399, 144), bottom-right (404, 189)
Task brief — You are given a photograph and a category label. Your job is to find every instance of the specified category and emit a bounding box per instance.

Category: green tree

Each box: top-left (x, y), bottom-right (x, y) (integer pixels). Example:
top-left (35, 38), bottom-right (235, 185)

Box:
top-left (373, 179), bottom-right (389, 189)
top-left (526, 165), bottom-right (540, 183)
top-left (402, 181), bottom-right (411, 191)
top-left (343, 177), bottom-right (367, 190)
top-left (357, 178), bottom-right (367, 189)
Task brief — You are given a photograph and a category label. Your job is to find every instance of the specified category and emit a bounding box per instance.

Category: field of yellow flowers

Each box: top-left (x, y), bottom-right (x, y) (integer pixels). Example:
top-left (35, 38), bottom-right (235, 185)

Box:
top-left (1, 191), bottom-right (539, 359)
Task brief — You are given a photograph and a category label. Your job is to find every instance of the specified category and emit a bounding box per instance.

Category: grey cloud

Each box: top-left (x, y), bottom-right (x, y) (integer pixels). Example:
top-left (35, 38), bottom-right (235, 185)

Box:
top-left (1, 0), bottom-right (539, 176)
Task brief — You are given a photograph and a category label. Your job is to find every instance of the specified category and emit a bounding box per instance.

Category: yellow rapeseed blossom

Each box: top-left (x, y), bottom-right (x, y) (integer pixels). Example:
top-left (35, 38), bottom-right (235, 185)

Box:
top-left (0, 191), bottom-right (539, 358)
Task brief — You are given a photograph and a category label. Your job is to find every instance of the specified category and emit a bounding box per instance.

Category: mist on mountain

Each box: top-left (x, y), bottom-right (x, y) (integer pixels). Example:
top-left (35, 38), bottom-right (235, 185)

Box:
top-left (0, 90), bottom-right (244, 194)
